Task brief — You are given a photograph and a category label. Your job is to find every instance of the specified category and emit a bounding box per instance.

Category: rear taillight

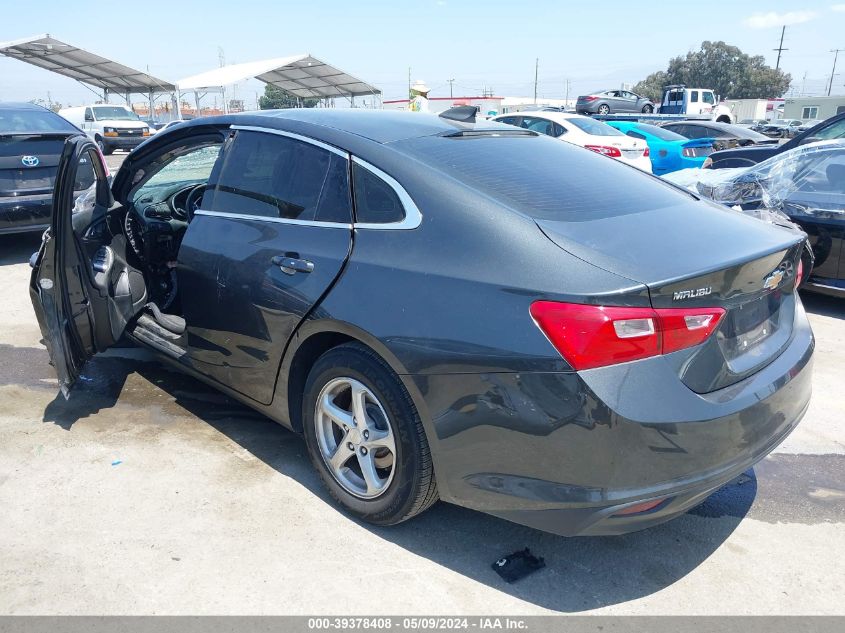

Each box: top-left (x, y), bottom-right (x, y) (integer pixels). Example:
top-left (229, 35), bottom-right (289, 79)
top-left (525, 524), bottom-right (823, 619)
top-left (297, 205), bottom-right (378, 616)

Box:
top-left (795, 259), bottom-right (804, 289)
top-left (530, 301), bottom-right (725, 370)
top-left (584, 145), bottom-right (622, 158)
top-left (582, 96), bottom-right (598, 102)
top-left (643, 147), bottom-right (650, 157)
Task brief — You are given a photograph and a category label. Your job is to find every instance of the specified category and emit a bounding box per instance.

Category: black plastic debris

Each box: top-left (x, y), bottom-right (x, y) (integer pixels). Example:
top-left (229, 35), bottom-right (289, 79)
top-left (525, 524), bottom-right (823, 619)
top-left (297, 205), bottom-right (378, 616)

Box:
top-left (492, 548), bottom-right (545, 583)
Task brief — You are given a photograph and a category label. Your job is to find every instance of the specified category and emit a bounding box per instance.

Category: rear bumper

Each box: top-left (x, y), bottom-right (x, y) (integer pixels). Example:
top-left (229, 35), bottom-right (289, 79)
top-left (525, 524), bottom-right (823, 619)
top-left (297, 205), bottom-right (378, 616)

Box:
top-left (0, 194), bottom-right (51, 234)
top-left (576, 103), bottom-right (600, 114)
top-left (410, 298), bottom-right (814, 536)
top-left (619, 155), bottom-right (652, 173)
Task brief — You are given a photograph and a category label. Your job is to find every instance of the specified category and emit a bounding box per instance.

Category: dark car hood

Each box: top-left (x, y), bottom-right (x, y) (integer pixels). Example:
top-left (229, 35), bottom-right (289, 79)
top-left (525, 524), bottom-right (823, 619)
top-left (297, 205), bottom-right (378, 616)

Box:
top-left (535, 200), bottom-right (801, 287)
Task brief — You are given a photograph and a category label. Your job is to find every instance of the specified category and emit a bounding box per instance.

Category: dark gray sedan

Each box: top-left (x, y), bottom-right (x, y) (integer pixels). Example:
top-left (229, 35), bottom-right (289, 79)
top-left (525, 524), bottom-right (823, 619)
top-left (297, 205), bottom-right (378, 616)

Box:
top-left (576, 89), bottom-right (655, 115)
top-left (30, 109), bottom-right (812, 537)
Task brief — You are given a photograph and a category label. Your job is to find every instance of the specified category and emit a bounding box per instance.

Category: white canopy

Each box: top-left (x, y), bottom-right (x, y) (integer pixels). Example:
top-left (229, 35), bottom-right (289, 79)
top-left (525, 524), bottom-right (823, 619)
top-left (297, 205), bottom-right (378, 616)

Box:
top-left (177, 54), bottom-right (380, 99)
top-left (0, 34), bottom-right (175, 95)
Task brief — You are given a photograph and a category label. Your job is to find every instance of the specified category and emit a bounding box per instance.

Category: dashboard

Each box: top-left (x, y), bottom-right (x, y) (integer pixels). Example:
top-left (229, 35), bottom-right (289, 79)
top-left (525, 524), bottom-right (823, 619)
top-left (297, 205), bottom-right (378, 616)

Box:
top-left (124, 181), bottom-right (205, 264)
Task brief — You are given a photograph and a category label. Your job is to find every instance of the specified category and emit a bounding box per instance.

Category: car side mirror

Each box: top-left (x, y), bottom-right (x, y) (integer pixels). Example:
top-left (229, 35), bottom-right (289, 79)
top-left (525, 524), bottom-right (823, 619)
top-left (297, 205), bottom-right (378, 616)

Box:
top-left (84, 114), bottom-right (94, 122)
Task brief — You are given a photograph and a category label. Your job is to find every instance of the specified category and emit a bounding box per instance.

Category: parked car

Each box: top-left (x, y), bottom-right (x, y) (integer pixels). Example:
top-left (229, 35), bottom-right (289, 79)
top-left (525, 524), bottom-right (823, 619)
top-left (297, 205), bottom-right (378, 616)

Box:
top-left (736, 119), bottom-right (767, 129)
top-left (660, 121), bottom-right (777, 151)
top-left (59, 104), bottom-right (150, 155)
top-left (30, 109), bottom-right (812, 537)
top-left (576, 89), bottom-right (655, 115)
top-left (605, 120), bottom-right (715, 175)
top-left (756, 119), bottom-right (803, 138)
top-left (0, 102), bottom-right (91, 235)
top-left (796, 119), bottom-right (824, 133)
top-left (670, 140), bottom-right (844, 298)
top-left (705, 112), bottom-right (845, 169)
top-left (490, 111), bottom-right (651, 172)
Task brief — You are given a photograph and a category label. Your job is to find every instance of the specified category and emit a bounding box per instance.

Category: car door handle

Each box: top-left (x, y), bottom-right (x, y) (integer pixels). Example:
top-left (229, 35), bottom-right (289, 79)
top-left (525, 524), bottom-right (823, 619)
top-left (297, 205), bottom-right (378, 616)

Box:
top-left (271, 255), bottom-right (314, 275)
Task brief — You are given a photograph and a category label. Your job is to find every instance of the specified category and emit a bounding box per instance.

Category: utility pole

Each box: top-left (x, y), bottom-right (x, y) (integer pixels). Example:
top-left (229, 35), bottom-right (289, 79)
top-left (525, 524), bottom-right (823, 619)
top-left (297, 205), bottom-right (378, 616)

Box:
top-left (447, 78), bottom-right (455, 98)
top-left (829, 49), bottom-right (844, 96)
top-left (408, 67), bottom-right (411, 100)
top-left (773, 26), bottom-right (788, 71)
top-left (533, 58), bottom-right (539, 105)
top-left (564, 79), bottom-right (570, 109)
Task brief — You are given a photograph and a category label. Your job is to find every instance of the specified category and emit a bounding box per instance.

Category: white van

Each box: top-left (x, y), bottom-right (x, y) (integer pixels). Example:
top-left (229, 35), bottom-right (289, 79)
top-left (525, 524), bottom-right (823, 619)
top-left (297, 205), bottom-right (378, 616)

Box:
top-left (59, 105), bottom-right (150, 154)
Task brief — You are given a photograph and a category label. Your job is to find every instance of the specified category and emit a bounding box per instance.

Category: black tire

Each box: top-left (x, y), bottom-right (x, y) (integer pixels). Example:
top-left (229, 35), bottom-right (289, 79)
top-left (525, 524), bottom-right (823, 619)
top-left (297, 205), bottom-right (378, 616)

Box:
top-left (641, 104), bottom-right (654, 113)
top-left (597, 104), bottom-right (610, 115)
top-left (95, 136), bottom-right (113, 155)
top-left (302, 342), bottom-right (438, 525)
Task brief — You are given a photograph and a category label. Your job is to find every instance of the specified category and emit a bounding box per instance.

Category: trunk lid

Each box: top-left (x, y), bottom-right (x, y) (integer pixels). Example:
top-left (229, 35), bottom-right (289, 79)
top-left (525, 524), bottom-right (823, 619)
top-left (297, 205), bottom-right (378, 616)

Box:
top-left (536, 201), bottom-right (804, 392)
top-left (0, 134), bottom-right (69, 196)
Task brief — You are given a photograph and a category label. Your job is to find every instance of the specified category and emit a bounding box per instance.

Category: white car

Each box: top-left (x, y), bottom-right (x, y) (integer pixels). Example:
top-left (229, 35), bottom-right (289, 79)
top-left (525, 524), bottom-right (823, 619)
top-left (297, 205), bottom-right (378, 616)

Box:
top-left (490, 111), bottom-right (652, 172)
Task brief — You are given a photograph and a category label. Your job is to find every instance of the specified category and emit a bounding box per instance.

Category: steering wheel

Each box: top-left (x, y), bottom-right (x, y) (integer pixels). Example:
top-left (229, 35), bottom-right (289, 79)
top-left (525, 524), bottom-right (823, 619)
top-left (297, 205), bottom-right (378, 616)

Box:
top-left (124, 209), bottom-right (146, 262)
top-left (184, 184), bottom-right (207, 222)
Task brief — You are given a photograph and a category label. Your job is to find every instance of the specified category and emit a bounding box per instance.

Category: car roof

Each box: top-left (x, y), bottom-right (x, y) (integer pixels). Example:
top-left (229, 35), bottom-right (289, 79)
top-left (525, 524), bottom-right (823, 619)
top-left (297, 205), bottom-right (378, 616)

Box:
top-left (0, 102), bottom-right (49, 111)
top-left (225, 108), bottom-right (510, 144)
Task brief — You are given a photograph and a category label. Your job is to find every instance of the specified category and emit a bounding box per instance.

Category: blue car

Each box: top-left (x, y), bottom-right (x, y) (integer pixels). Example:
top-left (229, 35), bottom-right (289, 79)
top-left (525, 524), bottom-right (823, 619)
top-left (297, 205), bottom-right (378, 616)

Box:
top-left (605, 121), bottom-right (715, 175)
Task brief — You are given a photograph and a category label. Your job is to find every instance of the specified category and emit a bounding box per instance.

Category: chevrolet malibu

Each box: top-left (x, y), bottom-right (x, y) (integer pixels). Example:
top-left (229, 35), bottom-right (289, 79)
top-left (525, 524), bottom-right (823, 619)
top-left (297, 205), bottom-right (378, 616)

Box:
top-left (30, 109), bottom-right (813, 536)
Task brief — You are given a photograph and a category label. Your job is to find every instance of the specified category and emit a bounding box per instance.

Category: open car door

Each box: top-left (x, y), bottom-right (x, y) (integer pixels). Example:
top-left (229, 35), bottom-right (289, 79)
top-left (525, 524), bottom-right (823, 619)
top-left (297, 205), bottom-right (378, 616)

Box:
top-left (30, 135), bottom-right (143, 397)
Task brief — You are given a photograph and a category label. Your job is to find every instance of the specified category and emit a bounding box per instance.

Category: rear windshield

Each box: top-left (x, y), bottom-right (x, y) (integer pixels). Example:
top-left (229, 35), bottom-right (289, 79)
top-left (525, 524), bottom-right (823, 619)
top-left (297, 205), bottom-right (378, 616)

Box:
top-left (567, 117), bottom-right (624, 136)
top-left (634, 123), bottom-right (686, 142)
top-left (397, 133), bottom-right (691, 221)
top-left (0, 108), bottom-right (78, 134)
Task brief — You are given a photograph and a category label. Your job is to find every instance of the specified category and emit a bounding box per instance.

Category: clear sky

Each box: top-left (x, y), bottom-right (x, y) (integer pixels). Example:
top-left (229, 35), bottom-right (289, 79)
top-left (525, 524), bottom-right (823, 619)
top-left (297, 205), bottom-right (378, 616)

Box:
top-left (1, 0), bottom-right (844, 108)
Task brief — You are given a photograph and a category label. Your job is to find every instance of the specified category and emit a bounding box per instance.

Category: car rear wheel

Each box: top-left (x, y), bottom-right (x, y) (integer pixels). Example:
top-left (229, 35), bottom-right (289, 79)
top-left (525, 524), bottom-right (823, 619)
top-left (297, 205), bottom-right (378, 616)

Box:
top-left (302, 342), bottom-right (438, 525)
top-left (95, 136), bottom-right (113, 155)
top-left (642, 104), bottom-right (654, 113)
top-left (597, 104), bottom-right (610, 115)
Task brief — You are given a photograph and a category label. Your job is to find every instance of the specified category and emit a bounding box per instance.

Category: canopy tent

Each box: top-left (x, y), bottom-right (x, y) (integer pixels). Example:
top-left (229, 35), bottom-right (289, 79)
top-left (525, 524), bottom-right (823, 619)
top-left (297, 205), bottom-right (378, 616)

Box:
top-left (177, 54), bottom-right (381, 103)
top-left (0, 34), bottom-right (175, 99)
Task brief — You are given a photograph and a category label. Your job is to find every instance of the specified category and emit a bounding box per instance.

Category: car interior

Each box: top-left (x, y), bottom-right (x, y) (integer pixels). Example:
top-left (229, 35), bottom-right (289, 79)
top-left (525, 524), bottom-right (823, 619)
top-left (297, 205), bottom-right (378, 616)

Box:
top-left (72, 133), bottom-right (225, 356)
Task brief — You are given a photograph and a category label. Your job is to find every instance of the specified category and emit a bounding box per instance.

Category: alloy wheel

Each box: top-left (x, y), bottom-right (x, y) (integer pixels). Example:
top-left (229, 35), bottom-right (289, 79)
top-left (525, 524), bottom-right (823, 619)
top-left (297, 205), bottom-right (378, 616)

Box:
top-left (314, 377), bottom-right (397, 499)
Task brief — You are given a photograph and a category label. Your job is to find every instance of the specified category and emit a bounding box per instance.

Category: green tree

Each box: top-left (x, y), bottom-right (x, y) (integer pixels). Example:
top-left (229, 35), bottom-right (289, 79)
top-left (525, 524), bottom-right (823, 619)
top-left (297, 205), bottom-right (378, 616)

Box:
top-left (634, 41), bottom-right (791, 101)
top-left (258, 83), bottom-right (319, 109)
top-left (632, 71), bottom-right (668, 103)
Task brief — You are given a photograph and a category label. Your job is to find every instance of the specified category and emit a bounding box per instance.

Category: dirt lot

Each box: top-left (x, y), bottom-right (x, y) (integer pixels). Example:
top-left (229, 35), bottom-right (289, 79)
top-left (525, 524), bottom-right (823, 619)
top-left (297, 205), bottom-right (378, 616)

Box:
top-left (0, 222), bottom-right (843, 615)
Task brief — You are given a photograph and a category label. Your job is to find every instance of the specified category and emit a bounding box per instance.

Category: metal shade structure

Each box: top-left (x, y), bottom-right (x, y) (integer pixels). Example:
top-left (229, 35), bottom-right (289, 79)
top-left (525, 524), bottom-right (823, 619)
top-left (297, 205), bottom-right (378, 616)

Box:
top-left (0, 34), bottom-right (176, 98)
top-left (177, 54), bottom-right (381, 100)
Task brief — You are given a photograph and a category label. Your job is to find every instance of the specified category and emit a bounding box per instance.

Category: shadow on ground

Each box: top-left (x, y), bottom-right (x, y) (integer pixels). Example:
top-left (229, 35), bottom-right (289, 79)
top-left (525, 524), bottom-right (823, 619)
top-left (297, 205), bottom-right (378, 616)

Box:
top-left (801, 290), bottom-right (845, 320)
top-left (31, 347), bottom-right (766, 612)
top-left (0, 232), bottom-right (42, 267)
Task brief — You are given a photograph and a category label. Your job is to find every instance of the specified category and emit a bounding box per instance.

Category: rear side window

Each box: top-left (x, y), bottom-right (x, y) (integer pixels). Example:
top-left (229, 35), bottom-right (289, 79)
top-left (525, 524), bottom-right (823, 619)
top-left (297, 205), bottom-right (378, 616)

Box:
top-left (205, 130), bottom-right (351, 223)
top-left (690, 91), bottom-right (699, 103)
top-left (396, 134), bottom-right (690, 222)
top-left (352, 163), bottom-right (405, 224)
top-left (520, 117), bottom-right (557, 136)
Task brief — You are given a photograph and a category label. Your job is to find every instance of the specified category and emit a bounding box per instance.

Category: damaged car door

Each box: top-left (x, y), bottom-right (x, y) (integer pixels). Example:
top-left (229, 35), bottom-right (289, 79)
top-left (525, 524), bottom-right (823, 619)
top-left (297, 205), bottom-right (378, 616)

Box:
top-left (30, 136), bottom-right (146, 395)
